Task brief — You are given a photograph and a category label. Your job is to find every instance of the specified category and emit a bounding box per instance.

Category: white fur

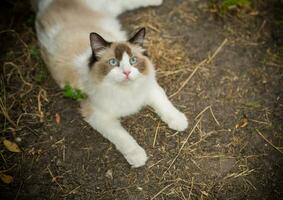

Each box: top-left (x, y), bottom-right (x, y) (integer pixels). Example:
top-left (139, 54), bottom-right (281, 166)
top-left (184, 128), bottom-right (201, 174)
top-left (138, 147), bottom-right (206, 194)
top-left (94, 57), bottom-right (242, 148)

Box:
top-left (96, 17), bottom-right (127, 41)
top-left (36, 23), bottom-right (61, 56)
top-left (83, 0), bottom-right (163, 17)
top-left (37, 0), bottom-right (53, 13)
top-left (73, 48), bottom-right (92, 90)
top-left (36, 0), bottom-right (189, 168)
top-left (120, 53), bottom-right (131, 72)
top-left (85, 61), bottom-right (188, 167)
top-left (106, 53), bottom-right (140, 83)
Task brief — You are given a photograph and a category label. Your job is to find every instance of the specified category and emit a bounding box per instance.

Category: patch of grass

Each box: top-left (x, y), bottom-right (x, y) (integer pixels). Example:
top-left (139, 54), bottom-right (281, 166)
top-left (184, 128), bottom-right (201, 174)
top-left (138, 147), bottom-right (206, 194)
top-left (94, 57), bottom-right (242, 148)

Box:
top-left (209, 0), bottom-right (252, 14)
top-left (63, 84), bottom-right (87, 101)
top-left (221, 0), bottom-right (251, 9)
top-left (34, 64), bottom-right (48, 83)
top-left (28, 45), bottom-right (48, 82)
top-left (29, 45), bottom-right (41, 61)
top-left (243, 100), bottom-right (262, 108)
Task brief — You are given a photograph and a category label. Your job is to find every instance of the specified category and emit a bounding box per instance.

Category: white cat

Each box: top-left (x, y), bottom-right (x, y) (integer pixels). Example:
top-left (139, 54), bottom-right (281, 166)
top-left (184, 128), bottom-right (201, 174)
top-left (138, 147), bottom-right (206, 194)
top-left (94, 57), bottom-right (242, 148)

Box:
top-left (35, 0), bottom-right (188, 167)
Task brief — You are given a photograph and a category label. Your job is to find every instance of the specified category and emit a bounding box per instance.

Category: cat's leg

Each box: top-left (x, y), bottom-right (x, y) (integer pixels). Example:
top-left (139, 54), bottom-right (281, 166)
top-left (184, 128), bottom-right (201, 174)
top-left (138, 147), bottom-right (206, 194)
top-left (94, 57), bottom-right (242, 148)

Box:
top-left (84, 109), bottom-right (147, 167)
top-left (147, 83), bottom-right (188, 131)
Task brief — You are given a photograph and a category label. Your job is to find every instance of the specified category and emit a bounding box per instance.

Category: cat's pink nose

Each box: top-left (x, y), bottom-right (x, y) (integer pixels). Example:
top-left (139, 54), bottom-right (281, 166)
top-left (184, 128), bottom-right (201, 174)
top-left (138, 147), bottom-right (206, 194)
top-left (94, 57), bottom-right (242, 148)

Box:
top-left (123, 70), bottom-right (131, 77)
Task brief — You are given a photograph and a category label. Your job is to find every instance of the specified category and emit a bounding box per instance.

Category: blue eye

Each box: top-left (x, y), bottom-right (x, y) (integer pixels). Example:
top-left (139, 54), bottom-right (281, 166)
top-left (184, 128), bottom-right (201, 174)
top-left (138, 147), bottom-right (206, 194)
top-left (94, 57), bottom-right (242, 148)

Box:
top-left (129, 56), bottom-right (137, 65)
top-left (109, 58), bottom-right (119, 66)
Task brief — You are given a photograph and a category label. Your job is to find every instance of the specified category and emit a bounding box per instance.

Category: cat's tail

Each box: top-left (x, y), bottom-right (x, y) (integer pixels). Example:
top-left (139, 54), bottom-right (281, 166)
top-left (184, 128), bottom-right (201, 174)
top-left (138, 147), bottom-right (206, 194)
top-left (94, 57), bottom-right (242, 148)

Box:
top-left (31, 0), bottom-right (163, 15)
top-left (83, 0), bottom-right (163, 17)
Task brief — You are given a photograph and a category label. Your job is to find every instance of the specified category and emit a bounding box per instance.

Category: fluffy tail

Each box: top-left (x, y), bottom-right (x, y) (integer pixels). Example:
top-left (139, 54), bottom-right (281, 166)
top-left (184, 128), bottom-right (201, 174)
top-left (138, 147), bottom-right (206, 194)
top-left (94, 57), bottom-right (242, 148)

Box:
top-left (31, 0), bottom-right (163, 15)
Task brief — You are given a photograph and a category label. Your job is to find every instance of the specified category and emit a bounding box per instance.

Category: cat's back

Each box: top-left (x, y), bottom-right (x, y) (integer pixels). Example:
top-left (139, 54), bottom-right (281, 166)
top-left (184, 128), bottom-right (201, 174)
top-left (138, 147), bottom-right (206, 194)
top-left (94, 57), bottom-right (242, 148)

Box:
top-left (37, 0), bottom-right (101, 28)
top-left (36, 0), bottom-right (125, 53)
top-left (35, 0), bottom-right (126, 89)
top-left (36, 0), bottom-right (103, 52)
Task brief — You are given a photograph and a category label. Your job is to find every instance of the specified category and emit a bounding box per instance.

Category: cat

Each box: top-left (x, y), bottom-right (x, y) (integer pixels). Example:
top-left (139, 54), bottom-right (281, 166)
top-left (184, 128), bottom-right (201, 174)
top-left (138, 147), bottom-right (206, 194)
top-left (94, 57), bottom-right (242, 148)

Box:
top-left (35, 0), bottom-right (188, 167)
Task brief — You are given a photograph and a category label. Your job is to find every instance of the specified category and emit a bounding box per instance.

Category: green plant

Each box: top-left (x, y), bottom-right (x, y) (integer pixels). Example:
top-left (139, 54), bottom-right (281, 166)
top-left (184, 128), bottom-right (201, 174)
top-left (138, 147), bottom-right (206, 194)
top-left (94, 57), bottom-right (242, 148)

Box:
top-left (209, 0), bottom-right (251, 14)
top-left (29, 45), bottom-right (41, 60)
top-left (221, 0), bottom-right (251, 9)
top-left (34, 64), bottom-right (48, 82)
top-left (63, 84), bottom-right (87, 101)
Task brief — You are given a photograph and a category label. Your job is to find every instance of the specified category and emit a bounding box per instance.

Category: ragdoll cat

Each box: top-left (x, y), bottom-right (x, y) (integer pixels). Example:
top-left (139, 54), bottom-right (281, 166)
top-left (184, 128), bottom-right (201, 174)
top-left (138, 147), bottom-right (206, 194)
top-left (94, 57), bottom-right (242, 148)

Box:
top-left (35, 0), bottom-right (188, 167)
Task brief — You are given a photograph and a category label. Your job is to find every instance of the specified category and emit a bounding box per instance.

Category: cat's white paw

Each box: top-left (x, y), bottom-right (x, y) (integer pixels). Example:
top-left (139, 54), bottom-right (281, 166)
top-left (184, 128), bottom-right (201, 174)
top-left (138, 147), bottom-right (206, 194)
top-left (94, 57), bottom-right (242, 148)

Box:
top-left (124, 146), bottom-right (148, 168)
top-left (167, 112), bottom-right (188, 132)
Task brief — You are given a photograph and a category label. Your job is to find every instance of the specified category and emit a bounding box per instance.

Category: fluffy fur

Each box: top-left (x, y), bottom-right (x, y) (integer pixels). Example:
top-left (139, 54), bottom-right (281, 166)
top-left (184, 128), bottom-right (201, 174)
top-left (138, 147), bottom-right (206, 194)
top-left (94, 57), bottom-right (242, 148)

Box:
top-left (35, 0), bottom-right (188, 167)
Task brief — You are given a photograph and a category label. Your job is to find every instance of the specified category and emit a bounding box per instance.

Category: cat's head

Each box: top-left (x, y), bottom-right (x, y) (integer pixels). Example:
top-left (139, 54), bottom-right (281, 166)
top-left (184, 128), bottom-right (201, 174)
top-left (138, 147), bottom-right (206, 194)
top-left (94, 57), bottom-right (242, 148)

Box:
top-left (88, 28), bottom-right (153, 84)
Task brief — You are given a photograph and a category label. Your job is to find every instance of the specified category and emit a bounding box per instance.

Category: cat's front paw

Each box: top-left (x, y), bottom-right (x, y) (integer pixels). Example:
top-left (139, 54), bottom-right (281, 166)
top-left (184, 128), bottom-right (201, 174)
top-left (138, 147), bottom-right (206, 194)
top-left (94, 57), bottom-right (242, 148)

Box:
top-left (167, 112), bottom-right (188, 132)
top-left (124, 146), bottom-right (148, 168)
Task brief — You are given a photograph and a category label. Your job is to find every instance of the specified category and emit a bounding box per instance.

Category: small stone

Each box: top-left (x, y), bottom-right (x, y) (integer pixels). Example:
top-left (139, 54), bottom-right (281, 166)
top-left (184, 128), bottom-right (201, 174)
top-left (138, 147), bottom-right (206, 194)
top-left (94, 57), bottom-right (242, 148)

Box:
top-left (105, 169), bottom-right (113, 180)
top-left (137, 186), bottom-right (143, 191)
top-left (15, 137), bottom-right (22, 142)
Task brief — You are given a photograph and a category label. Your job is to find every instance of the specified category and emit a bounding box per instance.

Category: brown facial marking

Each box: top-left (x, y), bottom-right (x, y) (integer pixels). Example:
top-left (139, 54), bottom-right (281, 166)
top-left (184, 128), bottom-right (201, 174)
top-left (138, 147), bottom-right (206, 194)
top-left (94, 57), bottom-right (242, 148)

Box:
top-left (98, 63), bottom-right (112, 76)
top-left (114, 43), bottom-right (132, 60)
top-left (92, 62), bottom-right (112, 81)
top-left (135, 58), bottom-right (148, 75)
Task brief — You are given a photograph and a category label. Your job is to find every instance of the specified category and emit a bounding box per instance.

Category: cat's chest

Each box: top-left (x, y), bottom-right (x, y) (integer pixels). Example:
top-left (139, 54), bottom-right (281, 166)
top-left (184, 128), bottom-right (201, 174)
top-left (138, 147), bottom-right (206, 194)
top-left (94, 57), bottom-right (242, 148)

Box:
top-left (93, 83), bottom-right (149, 117)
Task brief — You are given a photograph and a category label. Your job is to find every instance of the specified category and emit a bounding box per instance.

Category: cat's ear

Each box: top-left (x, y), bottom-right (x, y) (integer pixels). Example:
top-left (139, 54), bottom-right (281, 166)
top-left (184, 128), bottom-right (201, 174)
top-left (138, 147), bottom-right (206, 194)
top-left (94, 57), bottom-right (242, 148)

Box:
top-left (128, 27), bottom-right (146, 46)
top-left (89, 32), bottom-right (111, 55)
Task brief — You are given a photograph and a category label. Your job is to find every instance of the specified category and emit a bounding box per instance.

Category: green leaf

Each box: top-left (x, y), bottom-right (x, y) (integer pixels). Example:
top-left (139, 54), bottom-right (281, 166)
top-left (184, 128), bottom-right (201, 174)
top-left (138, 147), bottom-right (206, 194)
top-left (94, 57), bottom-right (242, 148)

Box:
top-left (221, 0), bottom-right (251, 10)
top-left (63, 84), bottom-right (87, 101)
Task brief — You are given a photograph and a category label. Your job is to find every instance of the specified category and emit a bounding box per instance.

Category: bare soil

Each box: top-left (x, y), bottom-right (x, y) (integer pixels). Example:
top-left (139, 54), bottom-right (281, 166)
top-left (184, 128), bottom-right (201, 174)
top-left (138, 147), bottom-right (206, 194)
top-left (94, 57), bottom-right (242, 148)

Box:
top-left (1, 0), bottom-right (282, 200)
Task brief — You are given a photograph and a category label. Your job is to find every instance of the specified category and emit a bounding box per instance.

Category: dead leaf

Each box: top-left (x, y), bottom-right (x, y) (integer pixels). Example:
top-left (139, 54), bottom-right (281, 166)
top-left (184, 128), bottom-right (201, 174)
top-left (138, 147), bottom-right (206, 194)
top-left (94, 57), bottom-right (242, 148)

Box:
top-left (0, 174), bottom-right (14, 184)
top-left (3, 139), bottom-right (21, 153)
top-left (235, 115), bottom-right (248, 129)
top-left (55, 113), bottom-right (61, 125)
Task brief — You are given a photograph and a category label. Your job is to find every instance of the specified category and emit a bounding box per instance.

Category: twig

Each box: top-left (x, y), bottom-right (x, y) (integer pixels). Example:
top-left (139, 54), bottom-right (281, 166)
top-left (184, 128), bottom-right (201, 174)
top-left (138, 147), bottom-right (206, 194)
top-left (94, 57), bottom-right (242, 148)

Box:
top-left (62, 185), bottom-right (81, 197)
top-left (147, 24), bottom-right (161, 33)
top-left (4, 62), bottom-right (33, 97)
top-left (195, 105), bottom-right (220, 126)
top-left (0, 97), bottom-right (16, 127)
top-left (153, 122), bottom-right (160, 147)
top-left (166, 131), bottom-right (179, 137)
top-left (0, 152), bottom-right (8, 168)
top-left (14, 181), bottom-right (24, 200)
top-left (0, 30), bottom-right (28, 49)
top-left (187, 131), bottom-right (215, 149)
top-left (255, 129), bottom-right (283, 154)
top-left (47, 167), bottom-right (64, 190)
top-left (188, 177), bottom-right (194, 200)
top-left (148, 159), bottom-right (164, 169)
top-left (209, 106), bottom-right (220, 126)
top-left (249, 119), bottom-right (270, 125)
top-left (151, 183), bottom-right (173, 200)
top-left (0, 163), bottom-right (17, 174)
top-left (37, 89), bottom-right (48, 122)
top-left (206, 38), bottom-right (228, 64)
top-left (163, 117), bottom-right (202, 176)
top-left (170, 39), bottom-right (228, 98)
top-left (194, 106), bottom-right (210, 120)
top-left (169, 59), bottom-right (206, 98)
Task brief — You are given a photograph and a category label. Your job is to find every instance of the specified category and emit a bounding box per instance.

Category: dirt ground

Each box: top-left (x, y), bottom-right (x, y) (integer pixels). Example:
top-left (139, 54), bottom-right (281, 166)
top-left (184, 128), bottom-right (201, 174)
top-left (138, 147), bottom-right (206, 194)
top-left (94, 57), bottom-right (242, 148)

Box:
top-left (1, 0), bottom-right (283, 199)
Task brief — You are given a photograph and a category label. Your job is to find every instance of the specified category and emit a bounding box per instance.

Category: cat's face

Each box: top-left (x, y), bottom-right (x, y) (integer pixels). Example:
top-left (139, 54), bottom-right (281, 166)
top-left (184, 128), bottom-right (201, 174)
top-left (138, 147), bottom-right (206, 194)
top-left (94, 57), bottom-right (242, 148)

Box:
top-left (89, 28), bottom-right (151, 84)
